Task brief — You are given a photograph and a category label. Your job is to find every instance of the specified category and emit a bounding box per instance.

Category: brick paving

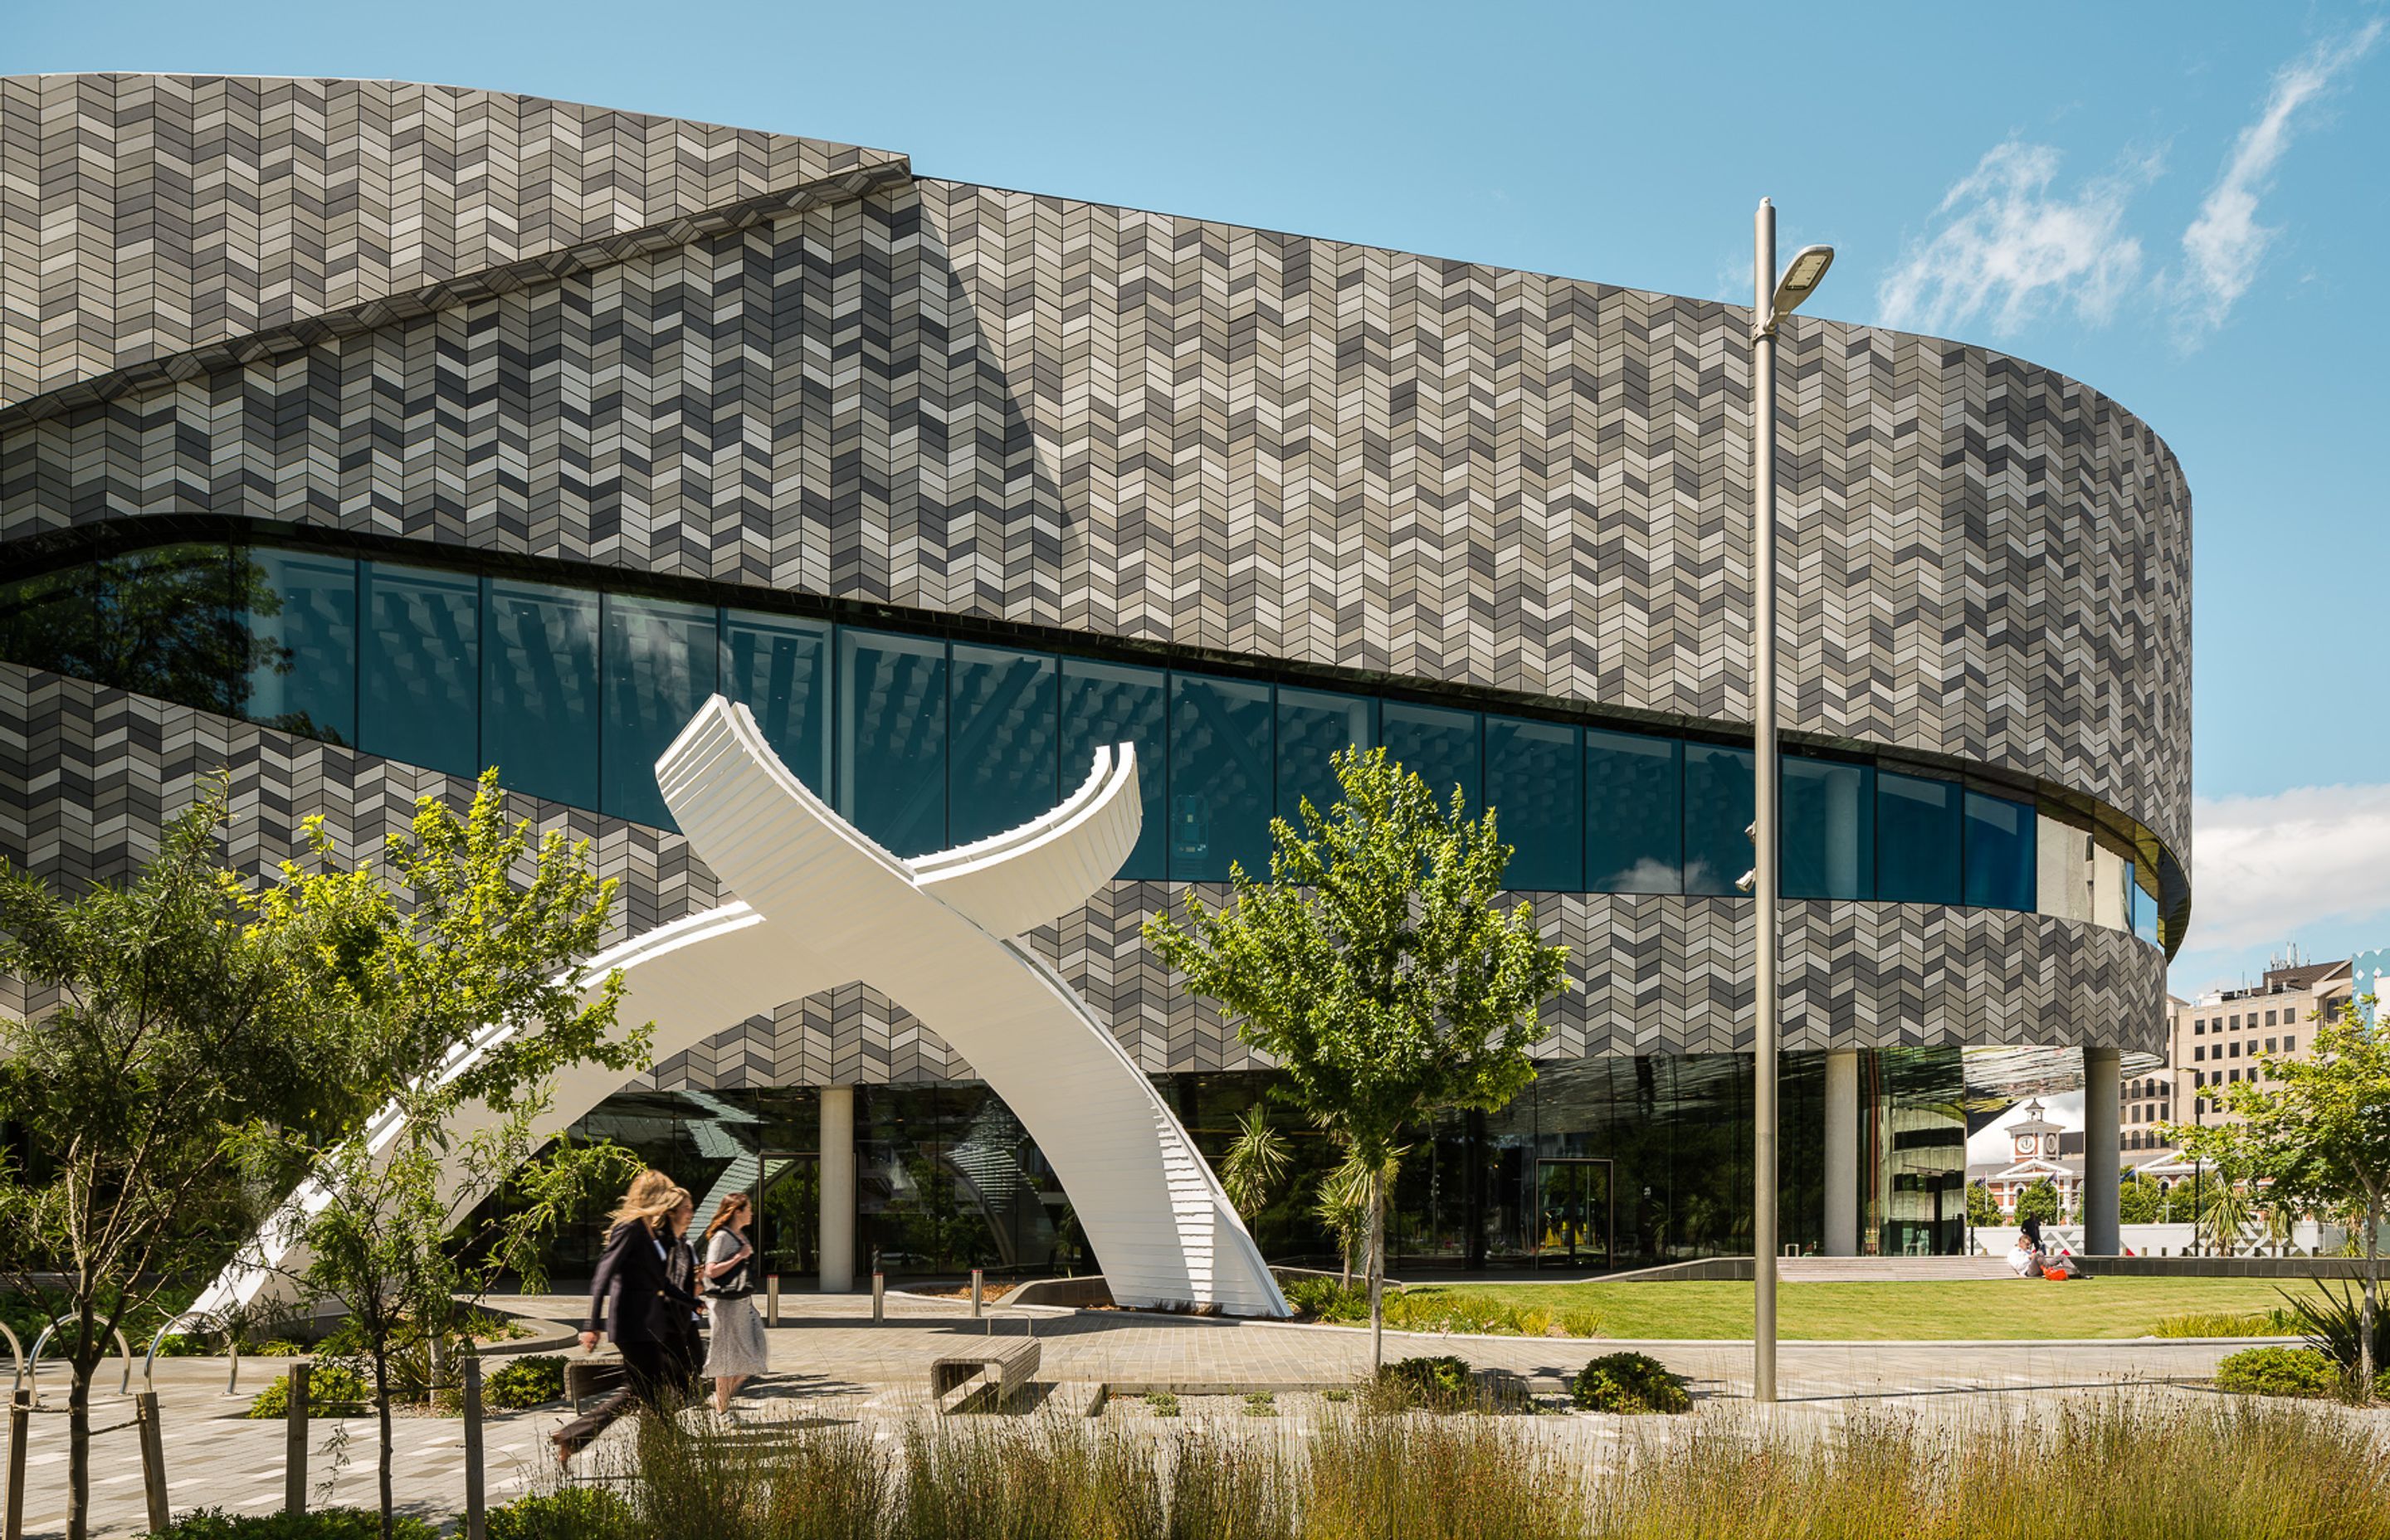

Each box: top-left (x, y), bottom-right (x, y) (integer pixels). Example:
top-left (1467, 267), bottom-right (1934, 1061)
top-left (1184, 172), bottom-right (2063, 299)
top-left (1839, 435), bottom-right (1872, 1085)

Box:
top-left (0, 1292), bottom-right (2277, 1538)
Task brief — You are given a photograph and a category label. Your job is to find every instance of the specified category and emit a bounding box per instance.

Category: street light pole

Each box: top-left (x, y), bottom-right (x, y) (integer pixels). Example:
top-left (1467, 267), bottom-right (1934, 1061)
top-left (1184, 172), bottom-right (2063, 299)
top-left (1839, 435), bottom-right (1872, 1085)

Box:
top-left (1747, 200), bottom-right (1834, 1408)
top-left (1750, 197), bottom-right (1783, 1407)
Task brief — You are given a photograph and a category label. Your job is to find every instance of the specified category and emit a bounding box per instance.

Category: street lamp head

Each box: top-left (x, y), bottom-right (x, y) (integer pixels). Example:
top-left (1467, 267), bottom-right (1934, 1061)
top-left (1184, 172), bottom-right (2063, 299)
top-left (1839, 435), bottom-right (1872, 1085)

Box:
top-left (1770, 245), bottom-right (1836, 323)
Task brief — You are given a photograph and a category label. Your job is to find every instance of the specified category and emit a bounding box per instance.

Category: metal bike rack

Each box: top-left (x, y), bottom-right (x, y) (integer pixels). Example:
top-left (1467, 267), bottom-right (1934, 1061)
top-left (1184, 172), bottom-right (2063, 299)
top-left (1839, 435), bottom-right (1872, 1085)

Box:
top-left (141, 1309), bottom-right (244, 1397)
top-left (0, 1324), bottom-right (22, 1405)
top-left (25, 1318), bottom-right (135, 1406)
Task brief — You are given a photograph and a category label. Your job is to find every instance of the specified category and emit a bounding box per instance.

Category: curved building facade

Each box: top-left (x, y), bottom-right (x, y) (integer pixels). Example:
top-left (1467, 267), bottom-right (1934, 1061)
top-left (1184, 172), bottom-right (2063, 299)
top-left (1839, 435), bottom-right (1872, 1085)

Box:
top-left (0, 76), bottom-right (2189, 1275)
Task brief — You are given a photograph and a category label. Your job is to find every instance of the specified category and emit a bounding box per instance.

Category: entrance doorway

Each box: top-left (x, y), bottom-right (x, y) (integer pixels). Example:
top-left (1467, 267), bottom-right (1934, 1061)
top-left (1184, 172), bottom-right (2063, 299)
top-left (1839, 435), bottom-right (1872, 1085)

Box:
top-left (1534, 1158), bottom-right (1612, 1270)
top-left (754, 1151), bottom-right (821, 1284)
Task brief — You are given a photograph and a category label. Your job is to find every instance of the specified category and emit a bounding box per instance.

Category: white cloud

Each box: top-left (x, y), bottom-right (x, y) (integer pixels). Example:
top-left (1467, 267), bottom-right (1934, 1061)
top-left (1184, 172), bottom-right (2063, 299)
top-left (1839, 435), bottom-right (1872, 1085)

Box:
top-left (1876, 142), bottom-right (2154, 336)
top-left (2183, 782), bottom-right (2390, 955)
top-left (2177, 21), bottom-right (2383, 335)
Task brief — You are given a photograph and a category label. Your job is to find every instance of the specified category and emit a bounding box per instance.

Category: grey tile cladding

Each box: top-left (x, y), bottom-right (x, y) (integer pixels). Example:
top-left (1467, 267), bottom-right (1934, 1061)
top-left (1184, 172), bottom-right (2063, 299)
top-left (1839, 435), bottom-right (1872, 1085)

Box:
top-left (0, 76), bottom-right (2183, 1074)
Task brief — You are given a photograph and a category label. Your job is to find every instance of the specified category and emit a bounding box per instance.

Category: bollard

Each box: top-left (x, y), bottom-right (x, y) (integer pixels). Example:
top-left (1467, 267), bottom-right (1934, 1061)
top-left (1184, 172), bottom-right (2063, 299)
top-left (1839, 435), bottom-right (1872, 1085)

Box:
top-left (7, 1388), bottom-right (29, 1540)
top-left (462, 1357), bottom-right (485, 1540)
top-left (871, 1271), bottom-right (885, 1324)
top-left (134, 1390), bottom-right (170, 1534)
top-left (767, 1274), bottom-right (781, 1328)
top-left (971, 1269), bottom-right (983, 1319)
top-left (284, 1363), bottom-right (310, 1514)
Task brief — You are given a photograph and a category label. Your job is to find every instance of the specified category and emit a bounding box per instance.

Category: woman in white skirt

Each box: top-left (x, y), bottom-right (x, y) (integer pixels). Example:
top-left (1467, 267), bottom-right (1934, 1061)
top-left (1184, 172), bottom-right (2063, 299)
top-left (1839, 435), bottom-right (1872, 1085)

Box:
top-left (697, 1192), bottom-right (768, 1411)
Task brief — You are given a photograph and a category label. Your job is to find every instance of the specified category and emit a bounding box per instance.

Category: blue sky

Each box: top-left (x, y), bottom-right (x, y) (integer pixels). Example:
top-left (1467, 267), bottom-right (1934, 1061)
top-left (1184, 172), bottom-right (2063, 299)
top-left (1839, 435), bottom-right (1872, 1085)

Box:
top-left (13, 0), bottom-right (2388, 996)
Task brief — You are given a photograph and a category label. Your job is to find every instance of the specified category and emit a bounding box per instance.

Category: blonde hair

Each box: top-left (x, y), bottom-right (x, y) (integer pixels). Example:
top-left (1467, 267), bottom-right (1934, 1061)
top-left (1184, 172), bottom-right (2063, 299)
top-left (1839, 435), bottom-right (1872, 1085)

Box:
top-left (605, 1169), bottom-right (682, 1237)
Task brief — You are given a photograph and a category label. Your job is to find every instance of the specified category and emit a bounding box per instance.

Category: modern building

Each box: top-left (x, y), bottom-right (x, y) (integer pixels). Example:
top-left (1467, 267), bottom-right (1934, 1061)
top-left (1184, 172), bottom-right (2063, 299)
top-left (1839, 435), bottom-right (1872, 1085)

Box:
top-left (2175, 953), bottom-right (2342, 1134)
top-left (0, 75), bottom-right (2191, 1282)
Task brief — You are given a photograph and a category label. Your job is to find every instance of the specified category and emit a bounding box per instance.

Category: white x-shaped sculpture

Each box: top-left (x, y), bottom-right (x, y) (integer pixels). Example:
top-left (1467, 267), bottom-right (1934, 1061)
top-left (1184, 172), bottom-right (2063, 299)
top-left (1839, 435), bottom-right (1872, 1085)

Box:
top-left (199, 696), bottom-right (1288, 1320)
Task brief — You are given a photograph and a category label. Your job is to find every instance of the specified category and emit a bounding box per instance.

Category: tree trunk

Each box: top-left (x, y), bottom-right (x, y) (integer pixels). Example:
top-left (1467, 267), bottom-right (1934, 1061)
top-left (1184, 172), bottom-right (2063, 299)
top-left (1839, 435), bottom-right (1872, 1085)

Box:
top-left (2363, 1196), bottom-right (2379, 1397)
top-left (66, 1360), bottom-right (91, 1540)
top-left (1366, 1169), bottom-right (1385, 1373)
top-left (373, 1349), bottom-right (395, 1540)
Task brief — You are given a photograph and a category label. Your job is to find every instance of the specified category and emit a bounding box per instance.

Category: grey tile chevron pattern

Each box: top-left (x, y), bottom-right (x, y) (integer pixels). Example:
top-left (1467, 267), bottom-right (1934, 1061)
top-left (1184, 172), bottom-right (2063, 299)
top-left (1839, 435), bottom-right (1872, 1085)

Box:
top-left (0, 76), bottom-right (2186, 1077)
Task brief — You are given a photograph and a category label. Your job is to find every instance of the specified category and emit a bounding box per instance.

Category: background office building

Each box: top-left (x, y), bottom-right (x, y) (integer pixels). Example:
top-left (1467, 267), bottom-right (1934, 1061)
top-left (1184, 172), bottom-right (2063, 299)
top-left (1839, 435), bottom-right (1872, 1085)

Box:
top-left (0, 76), bottom-right (2190, 1280)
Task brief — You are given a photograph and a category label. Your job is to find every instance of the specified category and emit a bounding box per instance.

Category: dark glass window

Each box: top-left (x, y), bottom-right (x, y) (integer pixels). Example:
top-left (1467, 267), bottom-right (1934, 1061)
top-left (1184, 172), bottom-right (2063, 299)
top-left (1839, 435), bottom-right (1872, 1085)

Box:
top-left (1484, 716), bottom-right (1581, 891)
top-left (483, 578), bottom-right (601, 808)
top-left (246, 549), bottom-right (358, 744)
top-left (1583, 727), bottom-right (1680, 894)
top-left (1683, 743), bottom-right (1756, 897)
top-left (600, 595), bottom-right (716, 830)
top-left (949, 644), bottom-right (1060, 847)
top-left (0, 544), bottom-right (246, 717)
top-left (360, 563), bottom-right (480, 779)
top-left (1061, 659), bottom-right (1168, 880)
top-left (1781, 756), bottom-right (1875, 901)
top-left (838, 629), bottom-right (949, 857)
top-left (1961, 790), bottom-right (2036, 911)
top-left (1875, 771), bottom-right (1962, 904)
top-left (722, 612), bottom-right (831, 796)
top-left (1168, 675), bottom-right (1273, 882)
top-left (1380, 701), bottom-right (1481, 812)
top-left (1275, 686), bottom-right (1374, 831)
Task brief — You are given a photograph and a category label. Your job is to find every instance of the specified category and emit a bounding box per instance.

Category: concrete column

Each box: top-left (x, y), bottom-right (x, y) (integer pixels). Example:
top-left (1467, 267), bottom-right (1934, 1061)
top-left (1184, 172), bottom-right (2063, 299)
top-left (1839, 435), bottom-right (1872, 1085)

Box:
top-left (819, 1085), bottom-right (856, 1293)
top-left (2083, 1047), bottom-right (2121, 1256)
top-left (1823, 1050), bottom-right (1861, 1257)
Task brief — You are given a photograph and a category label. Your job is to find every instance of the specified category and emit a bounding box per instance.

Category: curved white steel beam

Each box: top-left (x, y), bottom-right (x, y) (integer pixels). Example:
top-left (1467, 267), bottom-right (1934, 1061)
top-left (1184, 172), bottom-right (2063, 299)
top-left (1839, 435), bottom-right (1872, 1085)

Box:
top-left (199, 697), bottom-right (1285, 1320)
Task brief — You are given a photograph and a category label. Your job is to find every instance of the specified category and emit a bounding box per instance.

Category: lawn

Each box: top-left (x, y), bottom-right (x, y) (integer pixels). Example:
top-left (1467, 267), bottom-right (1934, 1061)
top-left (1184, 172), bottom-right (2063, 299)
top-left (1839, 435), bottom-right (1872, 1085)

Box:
top-left (1388, 1277), bottom-right (2325, 1341)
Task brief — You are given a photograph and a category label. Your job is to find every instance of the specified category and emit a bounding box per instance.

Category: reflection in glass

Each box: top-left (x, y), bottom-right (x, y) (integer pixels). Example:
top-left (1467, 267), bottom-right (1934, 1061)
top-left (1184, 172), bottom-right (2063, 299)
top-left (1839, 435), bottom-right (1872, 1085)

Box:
top-left (1061, 659), bottom-right (1168, 880)
top-left (1876, 771), bottom-right (1962, 904)
top-left (1683, 743), bottom-right (1755, 896)
top-left (1168, 675), bottom-right (1272, 881)
top-left (601, 595), bottom-right (716, 829)
top-left (1963, 790), bottom-right (2037, 911)
top-left (361, 563), bottom-right (480, 779)
top-left (483, 579), bottom-right (600, 808)
top-left (1485, 716), bottom-right (1581, 890)
top-left (1584, 728), bottom-right (1681, 894)
top-left (1782, 756), bottom-right (1875, 901)
top-left (0, 544), bottom-right (250, 718)
top-left (247, 550), bottom-right (358, 744)
top-left (1275, 686), bottom-right (1373, 831)
top-left (839, 629), bottom-right (949, 856)
top-left (949, 645), bottom-right (1059, 846)
top-left (722, 611), bottom-right (830, 795)
top-left (1380, 701), bottom-right (1480, 811)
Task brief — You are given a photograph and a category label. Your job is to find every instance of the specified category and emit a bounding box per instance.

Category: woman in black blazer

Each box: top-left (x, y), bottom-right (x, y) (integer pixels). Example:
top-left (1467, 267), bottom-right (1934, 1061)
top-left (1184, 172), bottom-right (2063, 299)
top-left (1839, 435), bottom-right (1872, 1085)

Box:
top-left (551, 1172), bottom-right (706, 1462)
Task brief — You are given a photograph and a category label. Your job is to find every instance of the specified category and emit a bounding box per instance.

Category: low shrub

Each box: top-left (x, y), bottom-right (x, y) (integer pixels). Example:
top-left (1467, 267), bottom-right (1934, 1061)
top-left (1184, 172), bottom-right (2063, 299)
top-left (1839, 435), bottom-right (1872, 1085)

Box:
top-left (484, 1487), bottom-right (637, 1540)
top-left (2280, 1280), bottom-right (2390, 1382)
top-left (1569, 1350), bottom-right (1690, 1414)
top-left (139, 1506), bottom-right (437, 1538)
top-left (1377, 1353), bottom-right (1475, 1409)
top-left (1281, 1275), bottom-right (1368, 1321)
top-left (1380, 1289), bottom-right (1602, 1338)
top-left (1145, 1391), bottom-right (1179, 1416)
top-left (485, 1353), bottom-right (568, 1409)
top-left (2150, 1309), bottom-right (2300, 1338)
top-left (2215, 1345), bottom-right (2338, 1399)
top-left (1243, 1390), bottom-right (1278, 1417)
top-left (245, 1361), bottom-right (371, 1418)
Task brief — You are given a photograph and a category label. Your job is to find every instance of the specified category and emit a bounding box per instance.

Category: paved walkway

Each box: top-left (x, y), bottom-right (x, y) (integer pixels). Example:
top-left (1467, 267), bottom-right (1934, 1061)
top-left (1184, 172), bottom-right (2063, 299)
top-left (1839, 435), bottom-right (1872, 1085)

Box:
top-left (0, 1293), bottom-right (2275, 1538)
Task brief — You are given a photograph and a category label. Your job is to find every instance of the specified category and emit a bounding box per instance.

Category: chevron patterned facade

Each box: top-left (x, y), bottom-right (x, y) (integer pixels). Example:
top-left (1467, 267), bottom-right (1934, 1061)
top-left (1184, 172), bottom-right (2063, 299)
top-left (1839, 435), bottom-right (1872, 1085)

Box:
top-left (1, 76), bottom-right (2188, 1093)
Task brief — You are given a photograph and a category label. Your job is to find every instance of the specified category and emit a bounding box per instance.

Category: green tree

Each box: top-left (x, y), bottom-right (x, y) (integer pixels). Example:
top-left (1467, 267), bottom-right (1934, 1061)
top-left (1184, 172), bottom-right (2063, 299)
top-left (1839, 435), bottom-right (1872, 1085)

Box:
top-left (2013, 1178), bottom-right (2061, 1229)
top-left (244, 772), bottom-right (652, 1537)
top-left (1966, 1180), bottom-right (2002, 1228)
top-left (1219, 1105), bottom-right (1293, 1223)
top-left (2177, 997), bottom-right (2390, 1391)
top-left (0, 780), bottom-right (381, 1540)
top-left (1144, 747), bottom-right (1571, 1366)
top-left (2118, 1172), bottom-right (2164, 1226)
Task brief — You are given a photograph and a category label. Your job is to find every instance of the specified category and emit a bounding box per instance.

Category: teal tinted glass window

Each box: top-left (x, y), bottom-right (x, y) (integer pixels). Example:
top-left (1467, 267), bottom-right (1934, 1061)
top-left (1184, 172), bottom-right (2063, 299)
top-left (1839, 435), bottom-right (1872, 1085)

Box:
top-left (1684, 744), bottom-right (1756, 896)
top-left (360, 563), bottom-right (480, 778)
top-left (722, 611), bottom-right (830, 796)
top-left (1484, 716), bottom-right (1581, 890)
top-left (1875, 772), bottom-right (1961, 904)
top-left (1275, 686), bottom-right (1374, 829)
top-left (1584, 728), bottom-right (1681, 894)
top-left (949, 644), bottom-right (1060, 846)
top-left (1962, 791), bottom-right (2037, 911)
top-left (839, 629), bottom-right (949, 856)
top-left (601, 595), bottom-right (717, 830)
top-left (245, 549), bottom-right (358, 744)
top-left (483, 579), bottom-right (600, 808)
top-left (1168, 675), bottom-right (1273, 882)
top-left (1782, 755), bottom-right (1875, 901)
top-left (2131, 865), bottom-right (2160, 944)
top-left (1061, 659), bottom-right (1168, 880)
top-left (1381, 701), bottom-right (1480, 811)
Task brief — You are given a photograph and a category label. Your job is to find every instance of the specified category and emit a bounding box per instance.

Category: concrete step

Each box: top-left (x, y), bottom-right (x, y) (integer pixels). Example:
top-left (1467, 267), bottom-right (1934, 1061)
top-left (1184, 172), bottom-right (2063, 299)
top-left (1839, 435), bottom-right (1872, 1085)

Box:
top-left (1778, 1257), bottom-right (2017, 1282)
